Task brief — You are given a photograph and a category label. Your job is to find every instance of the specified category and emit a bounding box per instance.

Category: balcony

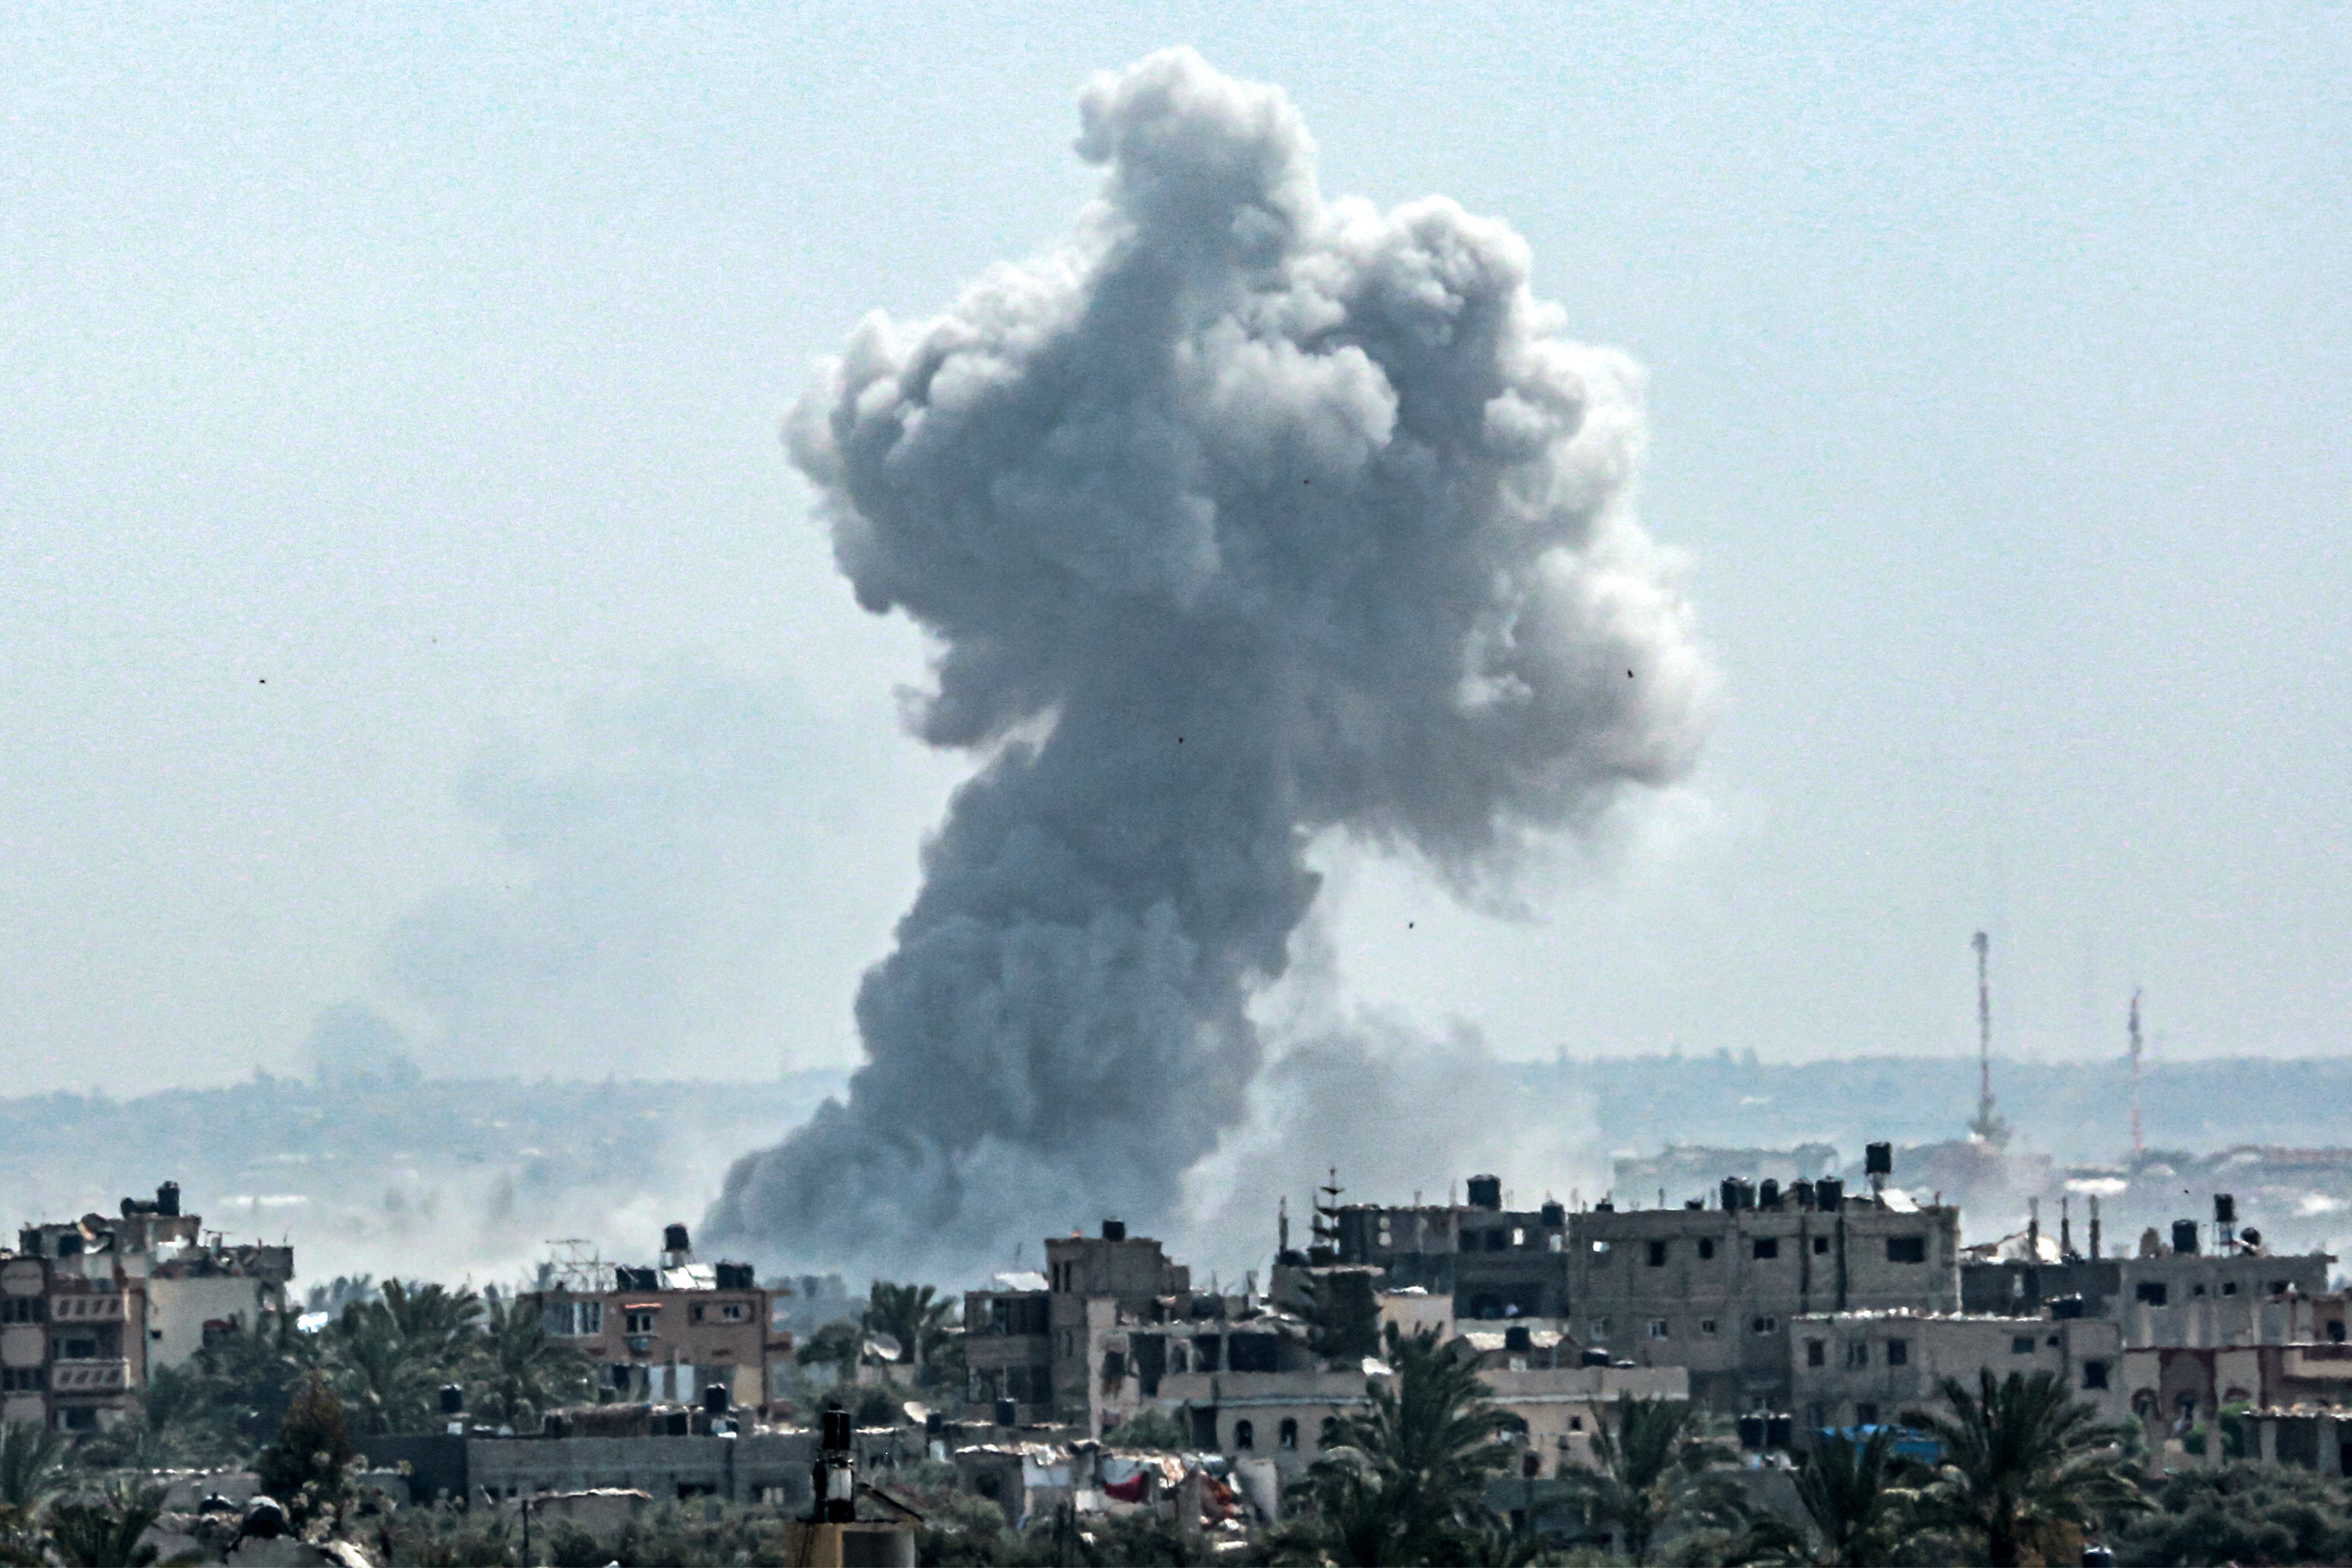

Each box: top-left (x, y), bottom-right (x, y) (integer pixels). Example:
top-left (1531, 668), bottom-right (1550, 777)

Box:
top-left (48, 1359), bottom-right (129, 1393)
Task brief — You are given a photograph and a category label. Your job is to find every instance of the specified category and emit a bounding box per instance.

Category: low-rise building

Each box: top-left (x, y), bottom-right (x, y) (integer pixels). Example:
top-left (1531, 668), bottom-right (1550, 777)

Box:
top-left (1328, 1175), bottom-right (1572, 1322)
top-left (4, 1183), bottom-right (292, 1432)
top-left (1789, 1310), bottom-right (2129, 1437)
top-left (1568, 1177), bottom-right (1961, 1414)
top-left (521, 1223), bottom-right (773, 1414)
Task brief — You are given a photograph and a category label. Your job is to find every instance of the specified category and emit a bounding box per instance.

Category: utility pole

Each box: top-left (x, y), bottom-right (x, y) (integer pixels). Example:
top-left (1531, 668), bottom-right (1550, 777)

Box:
top-left (2128, 988), bottom-right (2145, 1158)
top-left (1968, 931), bottom-right (2011, 1148)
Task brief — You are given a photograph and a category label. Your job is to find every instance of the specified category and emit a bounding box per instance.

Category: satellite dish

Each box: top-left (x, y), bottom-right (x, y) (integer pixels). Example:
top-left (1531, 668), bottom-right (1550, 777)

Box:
top-left (867, 1332), bottom-right (904, 1363)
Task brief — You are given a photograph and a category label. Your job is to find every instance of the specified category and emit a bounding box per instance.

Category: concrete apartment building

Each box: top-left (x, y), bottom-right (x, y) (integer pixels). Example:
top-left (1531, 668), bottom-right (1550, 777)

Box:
top-left (1790, 1309), bottom-right (2129, 1436)
top-left (522, 1224), bottom-right (776, 1414)
top-left (1042, 1222), bottom-right (1194, 1424)
top-left (1328, 1175), bottom-right (1572, 1321)
top-left (1568, 1177), bottom-right (1962, 1413)
top-left (4, 1183), bottom-right (292, 1432)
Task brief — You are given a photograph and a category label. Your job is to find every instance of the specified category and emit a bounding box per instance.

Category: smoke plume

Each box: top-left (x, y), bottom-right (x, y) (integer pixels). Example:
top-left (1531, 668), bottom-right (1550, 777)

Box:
top-left (710, 49), bottom-right (1714, 1277)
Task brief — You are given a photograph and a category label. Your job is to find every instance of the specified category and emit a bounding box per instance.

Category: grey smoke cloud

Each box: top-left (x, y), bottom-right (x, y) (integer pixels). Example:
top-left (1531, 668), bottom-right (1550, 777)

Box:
top-left (709, 49), bottom-right (1715, 1277)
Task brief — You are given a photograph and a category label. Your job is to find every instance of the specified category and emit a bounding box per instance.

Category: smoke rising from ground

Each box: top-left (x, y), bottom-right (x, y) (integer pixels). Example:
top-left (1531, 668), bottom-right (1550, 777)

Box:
top-left (709, 49), bottom-right (1714, 1277)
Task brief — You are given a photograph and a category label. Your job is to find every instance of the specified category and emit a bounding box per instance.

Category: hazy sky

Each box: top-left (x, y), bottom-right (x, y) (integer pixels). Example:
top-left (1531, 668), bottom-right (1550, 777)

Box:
top-left (4, 4), bottom-right (2345, 1097)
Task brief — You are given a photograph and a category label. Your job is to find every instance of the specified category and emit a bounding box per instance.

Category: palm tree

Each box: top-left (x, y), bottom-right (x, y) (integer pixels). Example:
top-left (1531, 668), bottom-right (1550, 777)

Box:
top-left (45, 1481), bottom-right (167, 1568)
top-left (331, 1298), bottom-right (425, 1434)
top-left (1789, 1427), bottom-right (1919, 1566)
top-left (192, 1307), bottom-right (328, 1448)
top-left (1300, 1325), bottom-right (1519, 1565)
top-left (473, 1292), bottom-right (593, 1430)
top-left (864, 1281), bottom-right (955, 1370)
top-left (1900, 1368), bottom-right (2149, 1568)
top-left (1549, 1393), bottom-right (1744, 1565)
top-left (377, 1278), bottom-right (483, 1368)
top-left (0, 1423), bottom-right (68, 1566)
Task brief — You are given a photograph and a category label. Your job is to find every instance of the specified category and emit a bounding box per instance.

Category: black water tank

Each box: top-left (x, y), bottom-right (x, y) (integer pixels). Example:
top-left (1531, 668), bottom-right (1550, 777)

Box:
top-left (1721, 1178), bottom-right (1753, 1212)
top-left (822, 1408), bottom-right (854, 1450)
top-left (1737, 1414), bottom-right (1766, 1450)
top-left (663, 1222), bottom-right (691, 1255)
top-left (1791, 1180), bottom-right (1816, 1209)
top-left (994, 1399), bottom-right (1018, 1427)
top-left (2172, 1220), bottom-right (2200, 1255)
top-left (1102, 1218), bottom-right (1127, 1241)
top-left (157, 1181), bottom-right (180, 1217)
top-left (439, 1384), bottom-right (465, 1415)
top-left (1540, 1201), bottom-right (1566, 1227)
top-left (2051, 1295), bottom-right (2086, 1319)
top-left (1466, 1174), bottom-right (1503, 1210)
top-left (1767, 1414), bottom-right (1793, 1450)
top-left (1504, 1325), bottom-right (1533, 1353)
top-left (1865, 1143), bottom-right (1893, 1177)
top-left (2214, 1194), bottom-right (2236, 1225)
top-left (1759, 1179), bottom-right (1782, 1210)
top-left (703, 1383), bottom-right (730, 1416)
top-left (1817, 1178), bottom-right (1844, 1212)
top-left (1580, 1348), bottom-right (1611, 1367)
top-left (542, 1413), bottom-right (568, 1438)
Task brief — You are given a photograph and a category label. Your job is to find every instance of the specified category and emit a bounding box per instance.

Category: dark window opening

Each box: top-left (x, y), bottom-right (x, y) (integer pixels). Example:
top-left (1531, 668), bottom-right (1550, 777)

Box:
top-left (1813, 1236), bottom-right (1830, 1255)
top-left (1806, 1339), bottom-right (1825, 1367)
top-left (1886, 1236), bottom-right (1927, 1263)
top-left (1647, 1240), bottom-right (1668, 1267)
top-left (2134, 1283), bottom-right (2168, 1307)
top-left (1279, 1419), bottom-right (1298, 1450)
top-left (1887, 1339), bottom-right (1909, 1367)
top-left (1853, 1403), bottom-right (1879, 1427)
top-left (1234, 1419), bottom-right (1254, 1450)
top-left (2012, 1336), bottom-right (2036, 1354)
top-left (2083, 1361), bottom-right (2110, 1390)
top-left (1753, 1237), bottom-right (1779, 1260)
top-left (1698, 1239), bottom-right (1716, 1260)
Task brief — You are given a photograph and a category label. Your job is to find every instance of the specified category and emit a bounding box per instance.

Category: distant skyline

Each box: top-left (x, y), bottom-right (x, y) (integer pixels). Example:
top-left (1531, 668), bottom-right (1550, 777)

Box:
top-left (3, 4), bottom-right (2345, 1095)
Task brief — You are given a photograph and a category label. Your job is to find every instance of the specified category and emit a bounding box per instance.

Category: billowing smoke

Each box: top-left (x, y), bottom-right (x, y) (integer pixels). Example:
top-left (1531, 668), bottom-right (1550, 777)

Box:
top-left (709, 49), bottom-right (1714, 1278)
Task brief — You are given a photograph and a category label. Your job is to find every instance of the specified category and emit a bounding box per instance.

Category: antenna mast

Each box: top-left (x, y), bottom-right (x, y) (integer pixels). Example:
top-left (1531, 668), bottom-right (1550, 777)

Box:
top-left (1968, 931), bottom-right (2011, 1147)
top-left (2127, 987), bottom-right (2145, 1157)
top-left (1311, 1168), bottom-right (1343, 1252)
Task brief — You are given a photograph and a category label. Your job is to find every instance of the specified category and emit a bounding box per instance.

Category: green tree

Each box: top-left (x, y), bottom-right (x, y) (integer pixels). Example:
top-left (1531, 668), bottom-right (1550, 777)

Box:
top-left (1296, 1325), bottom-right (1518, 1565)
top-left (1786, 1428), bottom-right (1920, 1566)
top-left (1107, 1407), bottom-right (1189, 1451)
top-left (472, 1293), bottom-right (593, 1431)
top-left (1547, 1393), bottom-right (1744, 1565)
top-left (189, 1307), bottom-right (329, 1449)
top-left (866, 1281), bottom-right (956, 1371)
top-left (798, 1319), bottom-right (862, 1369)
top-left (0, 1422), bottom-right (68, 1566)
top-left (1900, 1369), bottom-right (2148, 1568)
top-left (45, 1480), bottom-right (167, 1568)
top-left (257, 1368), bottom-right (359, 1515)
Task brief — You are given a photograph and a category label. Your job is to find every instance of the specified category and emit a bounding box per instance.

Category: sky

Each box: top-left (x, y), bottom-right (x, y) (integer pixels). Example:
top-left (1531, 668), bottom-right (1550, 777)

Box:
top-left (2, 3), bottom-right (2346, 1098)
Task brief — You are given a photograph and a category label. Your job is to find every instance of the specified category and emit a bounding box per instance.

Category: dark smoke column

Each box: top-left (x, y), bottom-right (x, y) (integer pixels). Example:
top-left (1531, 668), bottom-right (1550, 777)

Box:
top-left (709, 50), bottom-right (1715, 1278)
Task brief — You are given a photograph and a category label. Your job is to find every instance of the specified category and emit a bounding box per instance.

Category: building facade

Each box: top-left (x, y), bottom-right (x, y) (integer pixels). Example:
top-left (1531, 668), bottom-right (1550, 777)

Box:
top-left (522, 1226), bottom-right (774, 1414)
top-left (1789, 1310), bottom-right (2129, 1437)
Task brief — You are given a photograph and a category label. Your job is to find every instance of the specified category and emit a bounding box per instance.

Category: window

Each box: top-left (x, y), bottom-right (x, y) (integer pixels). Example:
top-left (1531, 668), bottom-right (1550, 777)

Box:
top-left (1648, 1319), bottom-right (1670, 1340)
top-left (625, 1310), bottom-right (656, 1335)
top-left (1590, 1241), bottom-right (1611, 1258)
top-left (1886, 1236), bottom-right (1927, 1264)
top-left (1567, 1416), bottom-right (1583, 1432)
top-left (1512, 1228), bottom-right (1526, 1248)
top-left (1233, 1420), bottom-right (1254, 1450)
top-left (1813, 1236), bottom-right (1830, 1255)
top-left (1846, 1340), bottom-right (1869, 1368)
top-left (691, 1305), bottom-right (705, 1323)
top-left (1753, 1237), bottom-right (1780, 1260)
top-left (2082, 1361), bottom-right (2110, 1390)
top-left (1589, 1319), bottom-right (1610, 1341)
top-left (1700, 1319), bottom-right (1718, 1336)
top-left (1647, 1240), bottom-right (1668, 1267)
top-left (0, 1299), bottom-right (42, 1324)
top-left (722, 1303), bottom-right (744, 1321)
top-left (0, 1369), bottom-right (47, 1392)
top-left (2135, 1282), bottom-right (2168, 1307)
top-left (2331, 1321), bottom-right (2348, 1345)
top-left (1853, 1403), bottom-right (1879, 1427)
top-left (2011, 1336), bottom-right (2036, 1355)
top-left (1698, 1238), bottom-right (1716, 1260)
top-left (59, 1407), bottom-right (97, 1432)
top-left (577, 1301), bottom-right (603, 1335)
top-left (1548, 1234), bottom-right (1564, 1252)
top-left (1806, 1339), bottom-right (1825, 1367)
top-left (2221, 1282), bottom-right (2238, 1297)
top-left (1752, 1316), bottom-right (1779, 1335)
top-left (54, 1335), bottom-right (98, 1361)
top-left (1523, 1452), bottom-right (1543, 1478)
top-left (1887, 1339), bottom-right (1909, 1367)
top-left (1320, 1417), bottom-right (1339, 1448)
top-left (2271, 1281), bottom-right (2292, 1297)
top-left (2192, 1285), bottom-right (2207, 1298)
top-left (1279, 1419), bottom-right (1298, 1450)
